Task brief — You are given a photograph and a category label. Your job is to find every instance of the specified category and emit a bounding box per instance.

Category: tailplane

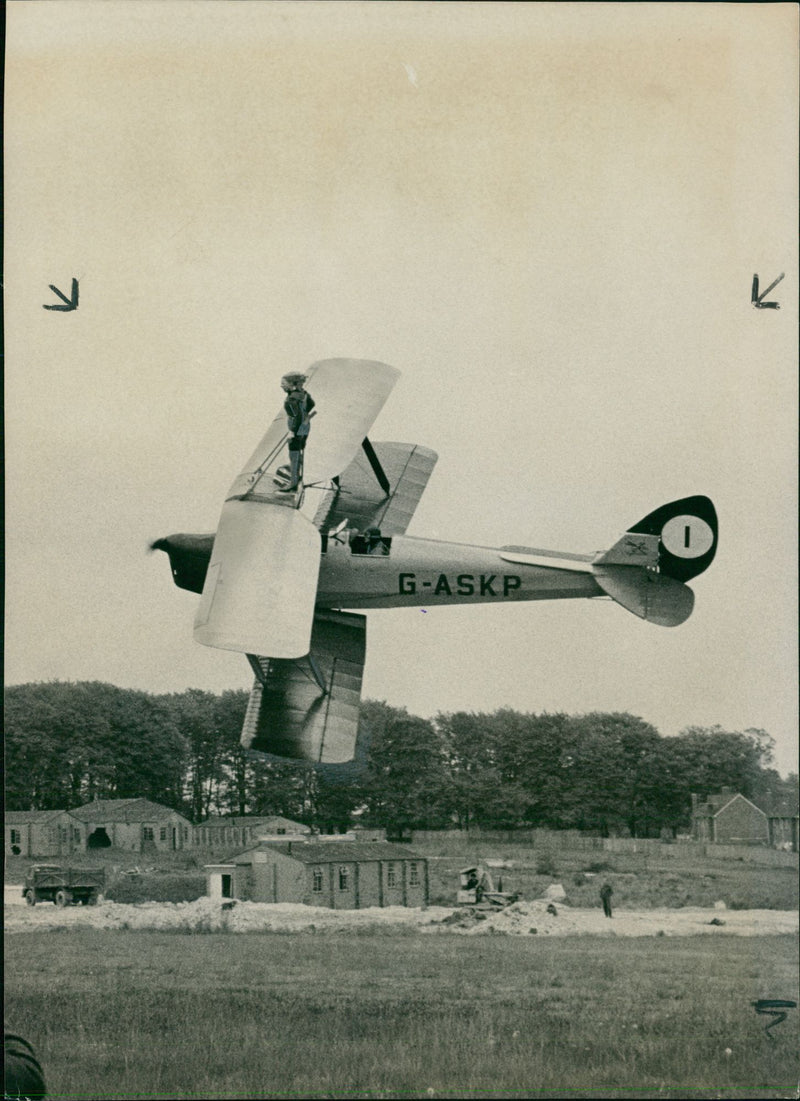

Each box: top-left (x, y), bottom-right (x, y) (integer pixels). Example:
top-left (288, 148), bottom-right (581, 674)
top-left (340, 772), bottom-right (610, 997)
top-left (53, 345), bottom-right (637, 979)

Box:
top-left (592, 496), bottom-right (717, 627)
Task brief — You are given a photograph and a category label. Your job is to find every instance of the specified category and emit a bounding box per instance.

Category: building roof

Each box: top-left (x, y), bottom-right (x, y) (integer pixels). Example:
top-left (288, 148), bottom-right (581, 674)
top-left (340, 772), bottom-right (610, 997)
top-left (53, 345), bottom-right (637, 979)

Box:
top-left (6, 810), bottom-right (76, 824)
top-left (694, 797), bottom-right (725, 817)
top-left (756, 795), bottom-right (800, 818)
top-left (238, 840), bottom-right (423, 864)
top-left (694, 789), bottom-right (797, 820)
top-left (70, 798), bottom-right (187, 823)
top-left (197, 815), bottom-right (309, 830)
top-left (693, 791), bottom-right (767, 818)
top-left (701, 792), bottom-right (737, 814)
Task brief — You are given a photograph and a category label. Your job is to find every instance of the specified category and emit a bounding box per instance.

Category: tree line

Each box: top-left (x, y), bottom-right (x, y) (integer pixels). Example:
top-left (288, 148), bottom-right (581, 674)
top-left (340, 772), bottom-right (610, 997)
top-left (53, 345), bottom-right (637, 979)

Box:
top-left (5, 681), bottom-right (795, 837)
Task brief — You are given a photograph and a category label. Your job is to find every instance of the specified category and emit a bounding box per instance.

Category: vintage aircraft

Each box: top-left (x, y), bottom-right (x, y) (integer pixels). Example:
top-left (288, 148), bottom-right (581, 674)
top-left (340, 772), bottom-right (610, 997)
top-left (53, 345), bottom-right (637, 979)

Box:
top-left (152, 359), bottom-right (718, 767)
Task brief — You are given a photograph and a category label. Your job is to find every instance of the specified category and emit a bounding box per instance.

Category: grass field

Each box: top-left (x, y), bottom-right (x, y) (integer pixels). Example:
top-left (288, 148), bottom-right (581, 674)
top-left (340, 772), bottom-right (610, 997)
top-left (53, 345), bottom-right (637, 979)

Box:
top-left (5, 930), bottom-right (798, 1100)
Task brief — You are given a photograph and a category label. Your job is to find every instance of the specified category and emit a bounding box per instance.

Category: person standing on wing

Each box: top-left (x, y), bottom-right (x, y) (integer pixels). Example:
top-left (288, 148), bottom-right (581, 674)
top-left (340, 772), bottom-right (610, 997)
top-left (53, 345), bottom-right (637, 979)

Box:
top-left (279, 373), bottom-right (315, 491)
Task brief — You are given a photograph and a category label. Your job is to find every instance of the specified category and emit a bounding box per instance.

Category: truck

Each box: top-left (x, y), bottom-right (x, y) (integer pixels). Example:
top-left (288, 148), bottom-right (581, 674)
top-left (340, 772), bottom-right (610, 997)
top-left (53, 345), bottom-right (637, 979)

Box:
top-left (23, 865), bottom-right (106, 907)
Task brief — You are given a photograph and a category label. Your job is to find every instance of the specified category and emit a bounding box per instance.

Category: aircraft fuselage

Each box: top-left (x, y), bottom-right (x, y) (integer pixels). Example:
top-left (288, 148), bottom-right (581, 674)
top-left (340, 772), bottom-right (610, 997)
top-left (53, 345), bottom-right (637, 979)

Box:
top-left (316, 533), bottom-right (602, 610)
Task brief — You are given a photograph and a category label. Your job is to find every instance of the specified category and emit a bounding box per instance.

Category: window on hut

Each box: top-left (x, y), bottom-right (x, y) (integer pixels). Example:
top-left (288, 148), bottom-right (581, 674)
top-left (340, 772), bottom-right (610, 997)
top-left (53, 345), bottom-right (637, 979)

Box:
top-left (142, 827), bottom-right (154, 841)
top-left (409, 862), bottom-right (420, 886)
top-left (312, 868), bottom-right (323, 893)
top-left (160, 827), bottom-right (167, 841)
top-left (11, 829), bottom-right (21, 846)
top-left (386, 863), bottom-right (396, 887)
top-left (338, 866), bottom-right (349, 890)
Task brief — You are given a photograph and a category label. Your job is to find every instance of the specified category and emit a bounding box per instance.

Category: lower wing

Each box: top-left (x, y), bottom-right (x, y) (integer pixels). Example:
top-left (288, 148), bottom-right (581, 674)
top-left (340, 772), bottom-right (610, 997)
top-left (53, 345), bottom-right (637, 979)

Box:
top-left (240, 611), bottom-right (367, 764)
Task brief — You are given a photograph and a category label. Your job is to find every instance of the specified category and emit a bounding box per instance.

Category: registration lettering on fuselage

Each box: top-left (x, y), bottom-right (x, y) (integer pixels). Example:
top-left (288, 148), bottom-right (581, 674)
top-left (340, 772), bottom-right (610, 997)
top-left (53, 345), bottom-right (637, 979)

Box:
top-left (398, 573), bottom-right (521, 596)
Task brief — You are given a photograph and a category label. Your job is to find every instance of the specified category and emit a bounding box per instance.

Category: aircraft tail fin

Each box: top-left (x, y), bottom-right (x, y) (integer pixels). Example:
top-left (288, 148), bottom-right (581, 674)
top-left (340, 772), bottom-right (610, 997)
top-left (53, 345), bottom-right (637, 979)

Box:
top-left (624, 495), bottom-right (718, 582)
top-left (592, 496), bottom-right (717, 627)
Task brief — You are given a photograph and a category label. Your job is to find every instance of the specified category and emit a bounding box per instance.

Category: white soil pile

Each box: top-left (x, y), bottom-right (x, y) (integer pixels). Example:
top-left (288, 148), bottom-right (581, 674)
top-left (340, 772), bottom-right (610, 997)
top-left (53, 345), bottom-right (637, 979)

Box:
top-left (4, 888), bottom-right (798, 937)
top-left (436, 898), bottom-right (799, 937)
top-left (4, 893), bottom-right (454, 934)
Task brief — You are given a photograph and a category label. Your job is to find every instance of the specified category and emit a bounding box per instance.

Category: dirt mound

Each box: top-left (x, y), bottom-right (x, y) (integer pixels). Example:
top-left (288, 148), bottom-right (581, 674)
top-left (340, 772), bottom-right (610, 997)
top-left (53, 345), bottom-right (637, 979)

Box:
top-left (429, 898), bottom-right (799, 937)
top-left (5, 888), bottom-right (798, 937)
top-left (3, 893), bottom-right (455, 934)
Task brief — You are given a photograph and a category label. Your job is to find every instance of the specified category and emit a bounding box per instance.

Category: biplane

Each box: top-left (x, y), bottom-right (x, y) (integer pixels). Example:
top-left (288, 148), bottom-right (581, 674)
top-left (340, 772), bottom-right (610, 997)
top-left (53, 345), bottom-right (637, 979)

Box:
top-left (153, 359), bottom-right (718, 768)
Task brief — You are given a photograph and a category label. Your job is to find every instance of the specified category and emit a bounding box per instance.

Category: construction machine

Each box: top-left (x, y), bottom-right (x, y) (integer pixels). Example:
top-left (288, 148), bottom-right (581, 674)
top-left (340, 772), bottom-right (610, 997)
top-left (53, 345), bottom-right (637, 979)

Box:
top-left (457, 865), bottom-right (519, 909)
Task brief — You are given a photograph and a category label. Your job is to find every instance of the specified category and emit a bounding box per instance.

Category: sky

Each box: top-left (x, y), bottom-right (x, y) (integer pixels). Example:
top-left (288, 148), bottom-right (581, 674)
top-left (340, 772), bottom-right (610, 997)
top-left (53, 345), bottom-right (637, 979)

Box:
top-left (5, 2), bottom-right (798, 775)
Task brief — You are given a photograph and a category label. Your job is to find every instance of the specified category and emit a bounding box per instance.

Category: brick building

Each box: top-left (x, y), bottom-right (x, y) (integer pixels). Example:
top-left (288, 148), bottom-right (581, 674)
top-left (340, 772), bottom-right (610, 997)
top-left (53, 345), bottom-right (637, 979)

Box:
top-left (206, 839), bottom-right (429, 908)
top-left (691, 789), bottom-right (769, 845)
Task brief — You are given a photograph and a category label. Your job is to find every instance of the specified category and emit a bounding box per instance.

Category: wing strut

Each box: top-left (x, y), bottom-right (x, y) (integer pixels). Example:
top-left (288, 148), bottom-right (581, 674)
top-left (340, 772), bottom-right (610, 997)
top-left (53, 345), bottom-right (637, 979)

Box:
top-left (307, 654), bottom-right (328, 693)
top-left (247, 653), bottom-right (268, 685)
top-left (247, 652), bottom-right (328, 694)
top-left (361, 437), bottom-right (391, 496)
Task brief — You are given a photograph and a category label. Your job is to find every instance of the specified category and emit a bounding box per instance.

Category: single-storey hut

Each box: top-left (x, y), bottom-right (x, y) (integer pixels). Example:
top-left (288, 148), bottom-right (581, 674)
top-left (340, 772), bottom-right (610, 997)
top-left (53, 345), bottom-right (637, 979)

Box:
top-left (760, 795), bottom-right (799, 852)
top-left (193, 815), bottom-right (309, 851)
top-left (69, 798), bottom-right (191, 851)
top-left (206, 839), bottom-right (429, 909)
top-left (5, 811), bottom-right (85, 857)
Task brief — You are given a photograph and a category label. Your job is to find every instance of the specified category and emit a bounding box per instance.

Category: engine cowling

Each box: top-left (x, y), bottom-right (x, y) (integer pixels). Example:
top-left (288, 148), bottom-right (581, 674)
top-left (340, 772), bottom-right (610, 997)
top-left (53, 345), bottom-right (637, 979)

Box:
top-left (151, 534), bottom-right (214, 594)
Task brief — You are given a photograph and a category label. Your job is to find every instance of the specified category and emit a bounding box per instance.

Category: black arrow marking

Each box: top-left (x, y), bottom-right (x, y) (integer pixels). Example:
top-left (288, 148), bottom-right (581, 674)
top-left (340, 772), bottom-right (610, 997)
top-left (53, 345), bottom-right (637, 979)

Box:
top-left (751, 272), bottom-right (783, 310)
top-left (43, 278), bottom-right (79, 311)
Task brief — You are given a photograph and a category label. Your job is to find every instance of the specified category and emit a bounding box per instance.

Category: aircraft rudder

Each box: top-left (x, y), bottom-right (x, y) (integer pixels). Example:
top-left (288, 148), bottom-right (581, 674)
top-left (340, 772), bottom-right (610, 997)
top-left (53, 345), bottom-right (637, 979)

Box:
top-left (628, 495), bottom-right (718, 582)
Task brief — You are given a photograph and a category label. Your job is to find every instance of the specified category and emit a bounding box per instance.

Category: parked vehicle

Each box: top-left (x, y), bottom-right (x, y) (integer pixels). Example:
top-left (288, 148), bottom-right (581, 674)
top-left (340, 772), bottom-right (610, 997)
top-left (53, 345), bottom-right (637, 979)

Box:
top-left (457, 865), bottom-right (519, 909)
top-left (23, 865), bottom-right (105, 907)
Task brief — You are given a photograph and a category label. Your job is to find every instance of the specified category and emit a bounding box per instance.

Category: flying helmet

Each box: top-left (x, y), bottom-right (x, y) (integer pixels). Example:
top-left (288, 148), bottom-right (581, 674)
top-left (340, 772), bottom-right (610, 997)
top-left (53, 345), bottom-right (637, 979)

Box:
top-left (281, 372), bottom-right (308, 392)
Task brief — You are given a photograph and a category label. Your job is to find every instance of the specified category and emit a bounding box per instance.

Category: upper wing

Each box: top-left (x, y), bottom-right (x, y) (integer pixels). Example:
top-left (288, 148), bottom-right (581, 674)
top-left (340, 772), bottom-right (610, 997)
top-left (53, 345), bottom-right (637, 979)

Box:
top-left (312, 441), bottom-right (438, 536)
top-left (194, 360), bottom-right (399, 659)
top-left (227, 359), bottom-right (400, 501)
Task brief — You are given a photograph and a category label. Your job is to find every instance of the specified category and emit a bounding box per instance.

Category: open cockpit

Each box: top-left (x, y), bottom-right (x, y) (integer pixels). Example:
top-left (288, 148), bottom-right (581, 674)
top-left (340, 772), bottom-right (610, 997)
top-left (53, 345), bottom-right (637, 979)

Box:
top-left (321, 522), bottom-right (392, 557)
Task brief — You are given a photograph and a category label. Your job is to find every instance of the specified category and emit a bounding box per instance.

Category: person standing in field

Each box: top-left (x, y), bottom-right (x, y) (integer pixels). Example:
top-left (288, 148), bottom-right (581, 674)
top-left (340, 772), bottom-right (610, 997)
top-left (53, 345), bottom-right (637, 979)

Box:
top-left (279, 373), bottom-right (315, 491)
top-left (600, 882), bottom-right (613, 918)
